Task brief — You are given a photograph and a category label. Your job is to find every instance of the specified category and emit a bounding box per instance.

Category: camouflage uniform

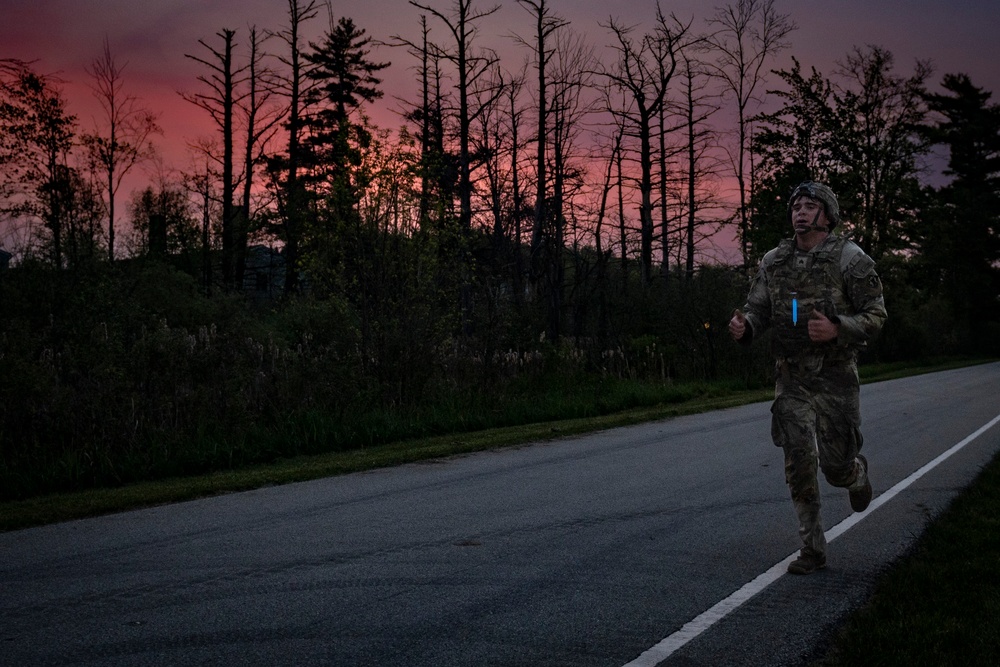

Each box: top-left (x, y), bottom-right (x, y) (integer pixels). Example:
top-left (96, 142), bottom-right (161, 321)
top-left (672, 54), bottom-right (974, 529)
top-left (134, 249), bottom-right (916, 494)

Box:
top-left (740, 233), bottom-right (886, 562)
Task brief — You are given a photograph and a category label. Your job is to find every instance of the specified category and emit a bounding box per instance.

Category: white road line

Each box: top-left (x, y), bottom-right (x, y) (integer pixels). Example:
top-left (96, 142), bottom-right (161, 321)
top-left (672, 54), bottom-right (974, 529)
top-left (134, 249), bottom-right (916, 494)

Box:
top-left (623, 412), bottom-right (1000, 667)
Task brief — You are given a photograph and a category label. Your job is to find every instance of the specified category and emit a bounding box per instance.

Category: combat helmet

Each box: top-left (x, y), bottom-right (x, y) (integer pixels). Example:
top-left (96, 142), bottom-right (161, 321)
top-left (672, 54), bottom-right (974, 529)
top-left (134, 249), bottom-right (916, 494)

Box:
top-left (788, 181), bottom-right (840, 230)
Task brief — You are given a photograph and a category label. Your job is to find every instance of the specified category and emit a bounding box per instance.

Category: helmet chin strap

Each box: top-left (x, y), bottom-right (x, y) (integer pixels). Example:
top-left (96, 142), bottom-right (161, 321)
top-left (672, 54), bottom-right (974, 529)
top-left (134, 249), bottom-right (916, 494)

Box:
top-left (809, 209), bottom-right (828, 232)
top-left (794, 208), bottom-right (828, 234)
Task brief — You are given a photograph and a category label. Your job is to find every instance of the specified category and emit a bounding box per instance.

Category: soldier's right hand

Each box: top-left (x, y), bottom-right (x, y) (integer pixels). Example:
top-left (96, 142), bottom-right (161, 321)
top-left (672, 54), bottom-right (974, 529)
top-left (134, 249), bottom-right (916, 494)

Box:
top-left (729, 309), bottom-right (747, 342)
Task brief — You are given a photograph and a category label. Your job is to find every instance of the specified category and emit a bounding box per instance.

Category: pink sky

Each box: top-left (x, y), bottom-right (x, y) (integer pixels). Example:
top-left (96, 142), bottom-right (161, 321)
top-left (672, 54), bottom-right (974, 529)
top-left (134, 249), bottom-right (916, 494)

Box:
top-left (3, 0), bottom-right (999, 260)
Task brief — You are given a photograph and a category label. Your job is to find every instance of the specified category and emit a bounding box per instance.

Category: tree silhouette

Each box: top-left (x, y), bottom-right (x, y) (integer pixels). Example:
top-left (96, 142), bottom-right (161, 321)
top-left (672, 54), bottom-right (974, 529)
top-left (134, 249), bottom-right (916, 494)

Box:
top-left (183, 29), bottom-right (245, 288)
top-left (749, 58), bottom-right (835, 263)
top-left (602, 5), bottom-right (691, 286)
top-left (705, 0), bottom-right (795, 268)
top-left (831, 46), bottom-right (931, 259)
top-left (0, 59), bottom-right (77, 267)
top-left (82, 38), bottom-right (160, 263)
top-left (918, 73), bottom-right (1000, 348)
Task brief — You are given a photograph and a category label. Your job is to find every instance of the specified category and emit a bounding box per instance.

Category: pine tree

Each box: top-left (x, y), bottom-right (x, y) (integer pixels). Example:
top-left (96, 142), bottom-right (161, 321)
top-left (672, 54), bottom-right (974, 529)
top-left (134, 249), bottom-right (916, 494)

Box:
top-left (918, 74), bottom-right (1000, 349)
top-left (302, 17), bottom-right (388, 200)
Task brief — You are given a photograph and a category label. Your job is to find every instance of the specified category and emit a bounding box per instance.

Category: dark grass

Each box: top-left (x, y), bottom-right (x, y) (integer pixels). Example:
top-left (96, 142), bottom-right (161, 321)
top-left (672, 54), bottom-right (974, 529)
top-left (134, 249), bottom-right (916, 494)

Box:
top-left (810, 449), bottom-right (1000, 667)
top-left (0, 358), bottom-right (989, 533)
top-left (0, 378), bottom-right (775, 532)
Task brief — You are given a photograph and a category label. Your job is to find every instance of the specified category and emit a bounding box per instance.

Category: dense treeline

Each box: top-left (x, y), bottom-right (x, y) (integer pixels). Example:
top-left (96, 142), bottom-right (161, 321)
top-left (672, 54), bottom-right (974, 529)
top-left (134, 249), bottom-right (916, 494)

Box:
top-left (1, 1), bottom-right (998, 500)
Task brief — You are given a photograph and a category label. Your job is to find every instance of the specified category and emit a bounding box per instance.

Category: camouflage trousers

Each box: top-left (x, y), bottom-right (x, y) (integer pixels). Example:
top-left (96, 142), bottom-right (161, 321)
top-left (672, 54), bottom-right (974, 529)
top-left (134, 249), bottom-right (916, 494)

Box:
top-left (770, 355), bottom-right (868, 560)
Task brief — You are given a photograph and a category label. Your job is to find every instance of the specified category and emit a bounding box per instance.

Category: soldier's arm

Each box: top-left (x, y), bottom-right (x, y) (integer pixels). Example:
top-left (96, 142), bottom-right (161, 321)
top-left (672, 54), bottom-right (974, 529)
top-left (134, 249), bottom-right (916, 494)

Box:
top-left (836, 251), bottom-right (887, 346)
top-left (738, 264), bottom-right (772, 345)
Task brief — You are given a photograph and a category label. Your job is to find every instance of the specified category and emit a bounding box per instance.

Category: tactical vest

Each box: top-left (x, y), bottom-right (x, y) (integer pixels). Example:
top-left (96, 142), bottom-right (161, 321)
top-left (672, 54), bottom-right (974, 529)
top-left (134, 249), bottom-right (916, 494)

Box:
top-left (764, 235), bottom-right (860, 359)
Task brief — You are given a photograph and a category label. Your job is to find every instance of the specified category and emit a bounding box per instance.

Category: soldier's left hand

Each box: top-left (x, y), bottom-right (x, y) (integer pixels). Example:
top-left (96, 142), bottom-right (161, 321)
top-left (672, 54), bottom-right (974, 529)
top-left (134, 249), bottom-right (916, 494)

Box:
top-left (808, 309), bottom-right (839, 343)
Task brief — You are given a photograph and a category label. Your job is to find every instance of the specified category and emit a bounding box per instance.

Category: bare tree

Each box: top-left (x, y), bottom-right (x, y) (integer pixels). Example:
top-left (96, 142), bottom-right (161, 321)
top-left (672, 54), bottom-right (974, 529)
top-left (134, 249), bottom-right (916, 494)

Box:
top-left (544, 29), bottom-right (595, 339)
top-left (410, 16), bottom-right (438, 225)
top-left (704, 0), bottom-right (795, 267)
top-left (266, 0), bottom-right (321, 294)
top-left (473, 67), bottom-right (510, 243)
top-left (601, 4), bottom-right (690, 285)
top-left (613, 97), bottom-right (631, 279)
top-left (409, 0), bottom-right (501, 232)
top-left (513, 0), bottom-right (567, 276)
top-left (390, 15), bottom-right (456, 229)
top-left (83, 38), bottom-right (161, 262)
top-left (656, 78), bottom-right (684, 281)
top-left (506, 67), bottom-right (528, 293)
top-left (236, 26), bottom-right (285, 288)
top-left (592, 119), bottom-right (624, 262)
top-left (473, 65), bottom-right (531, 303)
top-left (673, 52), bottom-right (722, 279)
top-left (590, 118), bottom-right (624, 340)
top-left (184, 28), bottom-right (247, 288)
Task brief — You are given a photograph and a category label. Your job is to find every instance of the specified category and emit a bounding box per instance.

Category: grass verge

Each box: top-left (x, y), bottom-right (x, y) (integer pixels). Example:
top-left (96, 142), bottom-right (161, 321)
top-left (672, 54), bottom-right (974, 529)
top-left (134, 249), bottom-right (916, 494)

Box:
top-left (810, 448), bottom-right (1000, 666)
top-left (0, 389), bottom-right (775, 532)
top-left (0, 358), bottom-right (989, 533)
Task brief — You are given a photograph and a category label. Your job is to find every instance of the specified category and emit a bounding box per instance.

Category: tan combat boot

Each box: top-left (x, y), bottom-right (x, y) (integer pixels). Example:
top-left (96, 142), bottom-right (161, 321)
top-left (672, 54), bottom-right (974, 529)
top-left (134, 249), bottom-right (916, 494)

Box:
top-left (787, 551), bottom-right (826, 575)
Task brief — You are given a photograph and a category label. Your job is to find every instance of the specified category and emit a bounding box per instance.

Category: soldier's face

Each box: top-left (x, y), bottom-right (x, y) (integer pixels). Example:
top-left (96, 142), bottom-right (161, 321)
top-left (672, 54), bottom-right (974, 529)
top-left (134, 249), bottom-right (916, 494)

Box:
top-left (790, 196), bottom-right (827, 234)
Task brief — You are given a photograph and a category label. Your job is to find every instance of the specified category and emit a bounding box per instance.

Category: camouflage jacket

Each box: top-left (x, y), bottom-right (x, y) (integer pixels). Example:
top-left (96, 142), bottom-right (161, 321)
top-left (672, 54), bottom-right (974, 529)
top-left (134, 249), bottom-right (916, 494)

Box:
top-left (740, 234), bottom-right (887, 360)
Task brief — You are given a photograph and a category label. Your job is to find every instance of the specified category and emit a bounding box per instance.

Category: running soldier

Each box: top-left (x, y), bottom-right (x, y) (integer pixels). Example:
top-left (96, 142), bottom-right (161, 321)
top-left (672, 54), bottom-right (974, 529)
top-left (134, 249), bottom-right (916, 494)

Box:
top-left (729, 181), bottom-right (887, 575)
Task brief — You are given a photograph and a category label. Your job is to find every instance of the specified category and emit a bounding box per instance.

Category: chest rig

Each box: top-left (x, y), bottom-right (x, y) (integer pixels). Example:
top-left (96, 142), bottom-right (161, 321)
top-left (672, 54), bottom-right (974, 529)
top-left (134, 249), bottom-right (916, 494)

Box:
top-left (766, 236), bottom-right (853, 359)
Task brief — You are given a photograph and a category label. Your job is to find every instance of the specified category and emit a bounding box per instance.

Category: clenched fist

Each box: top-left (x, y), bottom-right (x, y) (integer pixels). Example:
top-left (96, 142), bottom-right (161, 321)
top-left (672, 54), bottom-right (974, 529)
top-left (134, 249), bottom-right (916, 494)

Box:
top-left (808, 309), bottom-right (840, 343)
top-left (729, 309), bottom-right (747, 342)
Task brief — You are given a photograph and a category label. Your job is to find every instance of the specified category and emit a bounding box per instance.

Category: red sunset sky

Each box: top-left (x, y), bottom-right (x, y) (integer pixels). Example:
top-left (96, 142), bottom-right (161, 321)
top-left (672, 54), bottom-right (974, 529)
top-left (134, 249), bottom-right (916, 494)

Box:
top-left (3, 0), bottom-right (1000, 261)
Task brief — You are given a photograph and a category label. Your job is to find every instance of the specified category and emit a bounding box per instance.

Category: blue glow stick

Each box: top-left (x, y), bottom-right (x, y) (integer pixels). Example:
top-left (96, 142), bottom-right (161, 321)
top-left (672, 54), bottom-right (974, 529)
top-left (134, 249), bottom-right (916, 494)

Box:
top-left (792, 295), bottom-right (798, 326)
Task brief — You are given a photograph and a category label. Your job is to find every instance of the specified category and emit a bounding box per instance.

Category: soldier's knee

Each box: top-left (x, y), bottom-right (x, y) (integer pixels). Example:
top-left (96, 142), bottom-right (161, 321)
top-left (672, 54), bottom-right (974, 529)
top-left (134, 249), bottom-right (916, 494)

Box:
top-left (771, 396), bottom-right (812, 449)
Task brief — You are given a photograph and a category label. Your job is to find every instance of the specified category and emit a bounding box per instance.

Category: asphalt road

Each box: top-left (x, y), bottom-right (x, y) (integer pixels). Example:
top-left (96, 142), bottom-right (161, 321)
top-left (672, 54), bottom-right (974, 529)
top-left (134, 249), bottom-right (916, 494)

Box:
top-left (2, 363), bottom-right (999, 667)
